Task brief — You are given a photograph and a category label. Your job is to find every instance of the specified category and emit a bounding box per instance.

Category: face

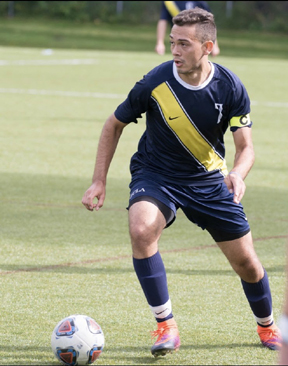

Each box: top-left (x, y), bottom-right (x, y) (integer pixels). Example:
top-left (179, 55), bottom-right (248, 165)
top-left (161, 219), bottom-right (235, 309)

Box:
top-left (170, 24), bottom-right (211, 74)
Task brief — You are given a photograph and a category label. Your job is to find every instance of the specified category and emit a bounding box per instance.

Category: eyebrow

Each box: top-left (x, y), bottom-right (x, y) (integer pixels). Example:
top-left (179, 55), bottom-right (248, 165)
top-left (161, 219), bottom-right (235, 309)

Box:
top-left (169, 35), bottom-right (189, 42)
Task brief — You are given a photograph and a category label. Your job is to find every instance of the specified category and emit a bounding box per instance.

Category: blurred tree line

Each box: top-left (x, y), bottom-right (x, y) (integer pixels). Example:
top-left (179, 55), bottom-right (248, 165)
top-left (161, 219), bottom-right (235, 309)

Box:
top-left (1, 1), bottom-right (288, 32)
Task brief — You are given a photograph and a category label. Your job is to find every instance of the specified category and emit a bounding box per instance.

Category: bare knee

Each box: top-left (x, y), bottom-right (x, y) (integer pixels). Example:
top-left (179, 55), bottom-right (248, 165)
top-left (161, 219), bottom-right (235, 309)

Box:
top-left (232, 256), bottom-right (264, 282)
top-left (217, 233), bottom-right (264, 283)
top-left (129, 221), bottom-right (162, 258)
top-left (128, 201), bottom-right (166, 259)
top-left (129, 221), bottom-right (156, 246)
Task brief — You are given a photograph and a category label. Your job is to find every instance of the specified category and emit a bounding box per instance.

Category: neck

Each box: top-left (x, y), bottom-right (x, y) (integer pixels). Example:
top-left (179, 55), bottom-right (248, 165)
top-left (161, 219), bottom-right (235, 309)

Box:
top-left (178, 60), bottom-right (212, 86)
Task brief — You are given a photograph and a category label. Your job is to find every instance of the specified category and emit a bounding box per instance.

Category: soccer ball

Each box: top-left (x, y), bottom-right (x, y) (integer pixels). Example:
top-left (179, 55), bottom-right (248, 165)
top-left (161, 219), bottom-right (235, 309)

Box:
top-left (51, 314), bottom-right (105, 365)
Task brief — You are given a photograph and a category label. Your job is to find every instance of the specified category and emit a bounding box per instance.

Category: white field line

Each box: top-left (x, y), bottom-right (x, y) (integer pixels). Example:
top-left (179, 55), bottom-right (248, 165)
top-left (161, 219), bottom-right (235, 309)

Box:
top-left (0, 59), bottom-right (99, 66)
top-left (0, 88), bottom-right (126, 99)
top-left (0, 59), bottom-right (287, 106)
top-left (0, 87), bottom-right (287, 107)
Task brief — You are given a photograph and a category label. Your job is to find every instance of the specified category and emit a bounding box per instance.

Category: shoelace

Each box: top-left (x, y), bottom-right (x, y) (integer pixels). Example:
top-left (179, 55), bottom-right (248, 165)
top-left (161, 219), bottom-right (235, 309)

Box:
top-left (259, 327), bottom-right (281, 341)
top-left (151, 324), bottom-right (177, 340)
top-left (151, 328), bottom-right (164, 339)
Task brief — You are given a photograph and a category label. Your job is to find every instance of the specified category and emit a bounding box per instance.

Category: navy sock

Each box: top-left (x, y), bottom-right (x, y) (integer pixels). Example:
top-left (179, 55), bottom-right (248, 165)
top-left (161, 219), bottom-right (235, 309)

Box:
top-left (133, 251), bottom-right (173, 322)
top-left (241, 268), bottom-right (273, 325)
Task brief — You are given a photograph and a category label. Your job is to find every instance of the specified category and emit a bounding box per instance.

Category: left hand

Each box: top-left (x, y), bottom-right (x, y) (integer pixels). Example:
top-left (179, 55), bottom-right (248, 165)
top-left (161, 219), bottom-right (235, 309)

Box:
top-left (224, 172), bottom-right (246, 204)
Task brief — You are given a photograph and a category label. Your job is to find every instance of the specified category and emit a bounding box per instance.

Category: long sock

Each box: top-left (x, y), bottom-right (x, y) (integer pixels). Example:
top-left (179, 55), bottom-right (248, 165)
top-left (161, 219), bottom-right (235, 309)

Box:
top-left (241, 268), bottom-right (273, 326)
top-left (133, 251), bottom-right (173, 322)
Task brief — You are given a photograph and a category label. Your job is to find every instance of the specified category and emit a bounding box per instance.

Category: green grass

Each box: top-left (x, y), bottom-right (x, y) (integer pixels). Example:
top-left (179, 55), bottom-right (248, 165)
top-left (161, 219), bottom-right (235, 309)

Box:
top-left (0, 37), bottom-right (288, 365)
top-left (1, 17), bottom-right (288, 58)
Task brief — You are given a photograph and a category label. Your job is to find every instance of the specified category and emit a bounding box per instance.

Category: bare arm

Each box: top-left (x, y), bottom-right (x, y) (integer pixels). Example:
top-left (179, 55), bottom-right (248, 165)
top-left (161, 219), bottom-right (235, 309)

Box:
top-left (82, 113), bottom-right (127, 211)
top-left (155, 19), bottom-right (168, 55)
top-left (224, 127), bottom-right (255, 204)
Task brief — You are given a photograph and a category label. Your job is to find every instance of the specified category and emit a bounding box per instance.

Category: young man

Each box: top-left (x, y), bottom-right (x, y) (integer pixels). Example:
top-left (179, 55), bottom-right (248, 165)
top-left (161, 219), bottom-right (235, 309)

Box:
top-left (155, 1), bottom-right (220, 56)
top-left (82, 7), bottom-right (281, 357)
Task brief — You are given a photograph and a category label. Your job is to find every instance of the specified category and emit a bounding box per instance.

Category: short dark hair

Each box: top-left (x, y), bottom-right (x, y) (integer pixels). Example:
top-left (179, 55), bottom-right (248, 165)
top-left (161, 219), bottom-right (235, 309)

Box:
top-left (172, 7), bottom-right (216, 43)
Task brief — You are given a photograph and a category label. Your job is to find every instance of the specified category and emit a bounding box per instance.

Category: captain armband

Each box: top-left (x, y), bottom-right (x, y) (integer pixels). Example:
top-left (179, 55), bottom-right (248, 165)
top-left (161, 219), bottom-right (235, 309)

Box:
top-left (278, 313), bottom-right (288, 344)
top-left (229, 114), bottom-right (252, 131)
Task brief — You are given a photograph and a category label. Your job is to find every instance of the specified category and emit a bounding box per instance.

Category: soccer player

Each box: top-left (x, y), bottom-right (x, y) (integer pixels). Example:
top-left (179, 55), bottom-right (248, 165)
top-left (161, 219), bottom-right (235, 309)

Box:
top-left (155, 1), bottom-right (220, 56)
top-left (82, 7), bottom-right (281, 357)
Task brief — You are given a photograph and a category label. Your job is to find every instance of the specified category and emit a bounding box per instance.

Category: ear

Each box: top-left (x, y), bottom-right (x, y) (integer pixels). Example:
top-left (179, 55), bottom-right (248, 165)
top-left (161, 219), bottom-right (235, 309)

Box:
top-left (202, 40), bottom-right (214, 55)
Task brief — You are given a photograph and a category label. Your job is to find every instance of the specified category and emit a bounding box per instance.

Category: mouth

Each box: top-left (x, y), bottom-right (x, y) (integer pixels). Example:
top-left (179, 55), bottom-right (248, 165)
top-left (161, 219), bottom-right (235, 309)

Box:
top-left (174, 59), bottom-right (183, 67)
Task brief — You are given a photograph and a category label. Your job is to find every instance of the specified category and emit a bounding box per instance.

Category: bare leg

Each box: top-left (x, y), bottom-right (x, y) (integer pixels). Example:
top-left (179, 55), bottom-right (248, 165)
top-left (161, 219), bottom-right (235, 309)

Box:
top-left (129, 200), bottom-right (166, 259)
top-left (216, 231), bottom-right (264, 282)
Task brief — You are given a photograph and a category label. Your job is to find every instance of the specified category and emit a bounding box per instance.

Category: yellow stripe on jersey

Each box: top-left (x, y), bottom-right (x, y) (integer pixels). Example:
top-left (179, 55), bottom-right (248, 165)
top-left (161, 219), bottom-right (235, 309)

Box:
top-left (230, 114), bottom-right (251, 128)
top-left (164, 1), bottom-right (180, 17)
top-left (152, 82), bottom-right (228, 174)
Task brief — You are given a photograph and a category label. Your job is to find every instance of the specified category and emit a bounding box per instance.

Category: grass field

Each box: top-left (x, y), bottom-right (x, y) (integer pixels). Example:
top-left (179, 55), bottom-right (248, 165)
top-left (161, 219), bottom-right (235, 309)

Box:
top-left (1, 17), bottom-right (288, 59)
top-left (0, 32), bottom-right (288, 365)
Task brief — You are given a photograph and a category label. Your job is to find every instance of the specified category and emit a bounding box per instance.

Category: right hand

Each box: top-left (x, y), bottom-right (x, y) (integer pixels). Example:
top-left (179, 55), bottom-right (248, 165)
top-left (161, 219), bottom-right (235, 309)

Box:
top-left (81, 181), bottom-right (105, 212)
top-left (155, 42), bottom-right (165, 55)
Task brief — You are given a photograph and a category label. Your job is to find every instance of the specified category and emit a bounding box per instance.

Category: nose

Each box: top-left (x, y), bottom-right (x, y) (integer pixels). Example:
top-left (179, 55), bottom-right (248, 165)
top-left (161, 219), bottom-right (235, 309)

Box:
top-left (171, 44), bottom-right (181, 56)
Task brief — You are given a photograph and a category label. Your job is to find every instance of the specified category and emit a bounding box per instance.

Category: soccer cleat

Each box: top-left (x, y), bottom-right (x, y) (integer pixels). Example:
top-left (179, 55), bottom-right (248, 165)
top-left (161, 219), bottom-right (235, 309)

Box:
top-left (257, 323), bottom-right (282, 350)
top-left (151, 318), bottom-right (180, 357)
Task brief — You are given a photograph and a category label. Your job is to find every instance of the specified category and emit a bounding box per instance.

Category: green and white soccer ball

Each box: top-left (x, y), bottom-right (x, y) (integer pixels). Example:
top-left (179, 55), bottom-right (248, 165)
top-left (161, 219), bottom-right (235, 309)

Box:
top-left (51, 314), bottom-right (104, 365)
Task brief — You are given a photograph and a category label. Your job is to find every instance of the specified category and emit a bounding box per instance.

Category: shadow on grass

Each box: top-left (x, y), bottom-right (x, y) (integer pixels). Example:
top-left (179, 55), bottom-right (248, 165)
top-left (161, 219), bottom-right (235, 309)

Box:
top-left (0, 342), bottom-right (262, 365)
top-left (106, 342), bottom-right (263, 365)
top-left (0, 345), bottom-right (57, 364)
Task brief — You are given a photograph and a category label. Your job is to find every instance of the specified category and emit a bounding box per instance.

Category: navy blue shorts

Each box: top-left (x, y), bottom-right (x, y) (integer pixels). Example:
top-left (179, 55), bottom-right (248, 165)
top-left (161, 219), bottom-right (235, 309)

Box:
top-left (128, 177), bottom-right (250, 242)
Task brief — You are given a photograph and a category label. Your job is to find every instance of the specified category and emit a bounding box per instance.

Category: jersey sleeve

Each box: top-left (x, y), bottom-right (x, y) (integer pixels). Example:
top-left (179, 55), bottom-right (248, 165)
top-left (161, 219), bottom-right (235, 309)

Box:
top-left (114, 77), bottom-right (151, 124)
top-left (229, 80), bottom-right (252, 132)
top-left (159, 1), bottom-right (172, 21)
top-left (197, 1), bottom-right (211, 12)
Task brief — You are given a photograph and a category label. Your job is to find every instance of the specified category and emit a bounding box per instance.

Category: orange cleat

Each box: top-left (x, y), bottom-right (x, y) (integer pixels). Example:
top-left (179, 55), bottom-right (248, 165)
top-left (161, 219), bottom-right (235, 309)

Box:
top-left (257, 323), bottom-right (282, 350)
top-left (151, 318), bottom-right (180, 357)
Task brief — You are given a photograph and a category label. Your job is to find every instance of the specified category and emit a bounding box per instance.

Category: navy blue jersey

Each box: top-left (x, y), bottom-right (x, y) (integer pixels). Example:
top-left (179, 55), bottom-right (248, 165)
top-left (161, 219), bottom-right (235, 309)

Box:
top-left (114, 61), bottom-right (252, 186)
top-left (160, 1), bottom-right (211, 24)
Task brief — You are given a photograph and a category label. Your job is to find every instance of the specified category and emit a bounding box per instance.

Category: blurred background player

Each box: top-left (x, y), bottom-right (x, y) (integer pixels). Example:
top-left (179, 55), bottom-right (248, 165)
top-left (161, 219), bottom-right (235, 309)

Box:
top-left (155, 1), bottom-right (220, 56)
top-left (278, 242), bottom-right (288, 364)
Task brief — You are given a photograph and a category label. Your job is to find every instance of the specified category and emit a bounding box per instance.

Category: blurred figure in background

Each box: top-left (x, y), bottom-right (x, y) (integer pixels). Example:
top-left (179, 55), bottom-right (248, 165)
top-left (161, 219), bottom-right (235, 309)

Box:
top-left (155, 1), bottom-right (220, 56)
top-left (278, 243), bottom-right (288, 365)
